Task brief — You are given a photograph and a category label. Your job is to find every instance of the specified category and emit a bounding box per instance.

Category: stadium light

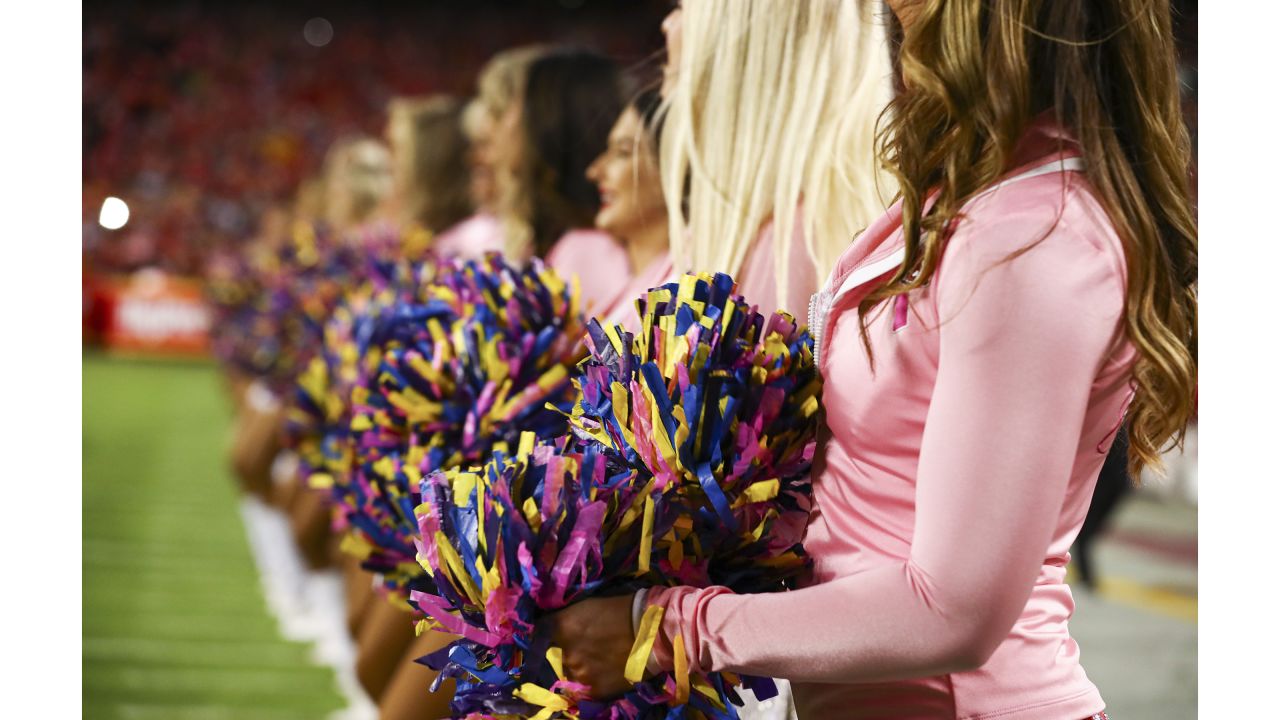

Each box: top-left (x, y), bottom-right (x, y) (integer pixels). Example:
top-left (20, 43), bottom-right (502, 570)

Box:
top-left (303, 18), bottom-right (334, 47)
top-left (99, 196), bottom-right (130, 230)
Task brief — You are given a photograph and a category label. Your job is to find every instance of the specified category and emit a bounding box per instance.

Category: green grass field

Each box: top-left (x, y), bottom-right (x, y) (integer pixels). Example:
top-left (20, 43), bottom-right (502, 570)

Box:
top-left (83, 355), bottom-right (344, 719)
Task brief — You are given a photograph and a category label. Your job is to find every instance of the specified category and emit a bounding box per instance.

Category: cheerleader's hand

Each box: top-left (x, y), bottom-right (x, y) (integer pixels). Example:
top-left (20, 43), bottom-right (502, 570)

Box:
top-left (548, 594), bottom-right (636, 700)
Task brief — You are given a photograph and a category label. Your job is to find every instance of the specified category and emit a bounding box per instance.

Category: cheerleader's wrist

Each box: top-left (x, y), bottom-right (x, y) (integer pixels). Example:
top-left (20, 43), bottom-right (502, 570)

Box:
top-left (630, 588), bottom-right (666, 677)
top-left (246, 379), bottom-right (281, 413)
top-left (630, 588), bottom-right (649, 637)
top-left (642, 584), bottom-right (738, 677)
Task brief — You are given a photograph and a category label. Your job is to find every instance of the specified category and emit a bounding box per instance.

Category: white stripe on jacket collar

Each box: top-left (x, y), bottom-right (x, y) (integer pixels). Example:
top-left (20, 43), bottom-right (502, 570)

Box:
top-left (809, 156), bottom-right (1085, 366)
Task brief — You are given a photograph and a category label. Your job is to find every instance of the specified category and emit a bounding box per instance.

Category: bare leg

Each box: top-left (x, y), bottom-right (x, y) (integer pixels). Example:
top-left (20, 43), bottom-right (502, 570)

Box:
top-left (223, 370), bottom-right (252, 413)
top-left (229, 404), bottom-right (282, 499)
top-left (272, 471), bottom-right (301, 511)
top-left (290, 487), bottom-right (334, 571)
top-left (378, 631), bottom-right (458, 720)
top-left (344, 554), bottom-right (375, 637)
top-left (356, 600), bottom-right (417, 702)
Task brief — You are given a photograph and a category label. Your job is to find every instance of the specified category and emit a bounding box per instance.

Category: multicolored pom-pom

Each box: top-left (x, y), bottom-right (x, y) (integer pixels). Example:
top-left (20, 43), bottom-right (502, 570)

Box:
top-left (209, 220), bottom-right (432, 396)
top-left (570, 272), bottom-right (819, 590)
top-left (411, 272), bottom-right (822, 719)
top-left (336, 254), bottom-right (588, 599)
top-left (284, 248), bottom-right (439, 494)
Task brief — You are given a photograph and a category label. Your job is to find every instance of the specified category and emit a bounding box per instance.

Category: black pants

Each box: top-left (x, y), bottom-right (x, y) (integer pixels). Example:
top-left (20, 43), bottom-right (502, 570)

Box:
top-left (1073, 432), bottom-right (1132, 591)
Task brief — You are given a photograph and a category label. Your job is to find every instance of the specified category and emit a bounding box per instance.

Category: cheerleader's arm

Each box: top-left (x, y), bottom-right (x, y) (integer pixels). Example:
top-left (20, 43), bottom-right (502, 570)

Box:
top-left (646, 210), bottom-right (1125, 683)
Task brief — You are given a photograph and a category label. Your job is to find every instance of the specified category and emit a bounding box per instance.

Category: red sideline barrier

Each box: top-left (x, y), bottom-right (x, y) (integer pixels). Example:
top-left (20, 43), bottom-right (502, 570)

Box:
top-left (87, 269), bottom-right (211, 357)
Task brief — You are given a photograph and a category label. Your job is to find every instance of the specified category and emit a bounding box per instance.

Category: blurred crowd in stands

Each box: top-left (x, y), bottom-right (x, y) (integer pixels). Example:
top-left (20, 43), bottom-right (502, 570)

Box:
top-left (82, 0), bottom-right (668, 278)
top-left (81, 0), bottom-right (1196, 279)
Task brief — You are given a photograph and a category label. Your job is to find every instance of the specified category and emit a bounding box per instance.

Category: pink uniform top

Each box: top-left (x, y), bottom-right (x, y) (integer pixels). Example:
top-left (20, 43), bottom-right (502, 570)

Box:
top-left (545, 229), bottom-right (632, 317)
top-left (433, 213), bottom-right (506, 262)
top-left (600, 252), bottom-right (675, 334)
top-left (736, 212), bottom-right (821, 321)
top-left (646, 118), bottom-right (1132, 720)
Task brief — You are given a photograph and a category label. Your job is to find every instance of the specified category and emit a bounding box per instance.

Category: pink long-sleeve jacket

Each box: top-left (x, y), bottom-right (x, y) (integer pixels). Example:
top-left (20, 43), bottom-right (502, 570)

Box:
top-left (646, 119), bottom-right (1133, 719)
top-left (599, 252), bottom-right (675, 334)
top-left (737, 212), bottom-right (820, 322)
top-left (546, 229), bottom-right (631, 316)
top-left (433, 212), bottom-right (506, 262)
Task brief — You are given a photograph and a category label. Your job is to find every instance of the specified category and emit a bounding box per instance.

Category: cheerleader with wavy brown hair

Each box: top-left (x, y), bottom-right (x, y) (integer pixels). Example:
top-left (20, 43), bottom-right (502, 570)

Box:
top-left (488, 47), bottom-right (632, 314)
top-left (552, 1), bottom-right (1196, 718)
top-left (433, 45), bottom-right (548, 261)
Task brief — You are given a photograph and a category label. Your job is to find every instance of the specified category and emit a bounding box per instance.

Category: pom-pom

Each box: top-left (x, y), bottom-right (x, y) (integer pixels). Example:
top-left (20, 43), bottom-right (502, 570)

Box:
top-left (412, 272), bottom-right (822, 719)
top-left (209, 220), bottom-right (433, 394)
top-left (284, 252), bottom-right (440, 492)
top-left (571, 272), bottom-right (819, 589)
top-left (338, 254), bottom-right (587, 598)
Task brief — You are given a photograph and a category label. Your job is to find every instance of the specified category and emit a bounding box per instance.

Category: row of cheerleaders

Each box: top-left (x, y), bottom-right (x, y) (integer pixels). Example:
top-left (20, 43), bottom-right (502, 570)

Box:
top-left (207, 213), bottom-right (820, 720)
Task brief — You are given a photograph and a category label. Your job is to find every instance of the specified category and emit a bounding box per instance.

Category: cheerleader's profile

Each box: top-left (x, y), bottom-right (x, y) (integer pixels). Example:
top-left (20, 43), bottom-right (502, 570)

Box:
top-left (488, 47), bottom-right (633, 314)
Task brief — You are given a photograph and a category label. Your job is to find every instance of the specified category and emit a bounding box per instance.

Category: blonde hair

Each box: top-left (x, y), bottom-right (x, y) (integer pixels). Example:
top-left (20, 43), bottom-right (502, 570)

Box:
top-left (293, 176), bottom-right (326, 225)
top-left (387, 95), bottom-right (473, 233)
top-left (322, 135), bottom-right (393, 231)
top-left (470, 45), bottom-right (549, 135)
top-left (661, 0), bottom-right (896, 300)
top-left (463, 45), bottom-right (550, 258)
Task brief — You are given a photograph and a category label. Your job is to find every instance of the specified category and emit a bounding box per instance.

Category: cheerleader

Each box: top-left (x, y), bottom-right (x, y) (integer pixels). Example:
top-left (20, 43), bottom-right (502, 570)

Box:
top-left (552, 1), bottom-right (1197, 718)
top-left (373, 48), bottom-right (634, 720)
top-left (310, 95), bottom-right (471, 696)
top-left (229, 136), bottom-right (394, 505)
top-left (586, 88), bottom-right (672, 332)
top-left (489, 48), bottom-right (632, 314)
top-left (657, 0), bottom-right (895, 319)
top-left (384, 95), bottom-right (474, 240)
top-left (434, 46), bottom-right (547, 261)
top-left (224, 139), bottom-right (395, 716)
top-left (282, 136), bottom-right (402, 576)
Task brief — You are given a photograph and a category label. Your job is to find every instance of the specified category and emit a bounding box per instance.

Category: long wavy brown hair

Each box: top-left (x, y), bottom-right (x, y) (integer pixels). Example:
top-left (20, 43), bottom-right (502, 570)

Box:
top-left (866, 0), bottom-right (1197, 477)
top-left (501, 49), bottom-right (625, 259)
top-left (387, 96), bottom-right (473, 233)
